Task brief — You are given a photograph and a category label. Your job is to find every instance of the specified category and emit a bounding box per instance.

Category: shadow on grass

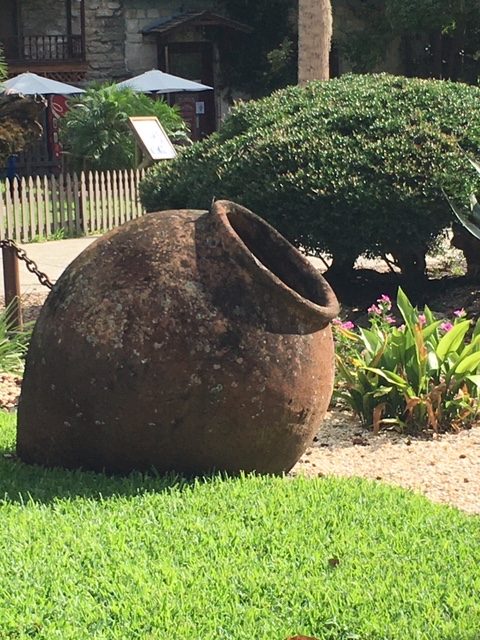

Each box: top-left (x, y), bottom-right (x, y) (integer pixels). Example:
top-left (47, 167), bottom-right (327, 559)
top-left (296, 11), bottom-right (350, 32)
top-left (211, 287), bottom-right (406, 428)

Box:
top-left (0, 443), bottom-right (220, 505)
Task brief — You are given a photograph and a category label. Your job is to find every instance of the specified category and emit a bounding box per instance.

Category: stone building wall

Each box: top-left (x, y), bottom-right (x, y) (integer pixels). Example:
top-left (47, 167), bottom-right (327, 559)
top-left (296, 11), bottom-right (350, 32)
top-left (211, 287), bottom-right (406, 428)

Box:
top-left (84, 0), bottom-right (126, 80)
top-left (124, 0), bottom-right (221, 76)
top-left (21, 0), bottom-right (67, 36)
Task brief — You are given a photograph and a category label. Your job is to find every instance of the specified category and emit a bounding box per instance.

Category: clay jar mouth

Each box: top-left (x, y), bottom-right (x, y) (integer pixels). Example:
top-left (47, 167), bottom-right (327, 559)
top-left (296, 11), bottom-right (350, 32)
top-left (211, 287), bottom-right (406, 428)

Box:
top-left (211, 200), bottom-right (340, 325)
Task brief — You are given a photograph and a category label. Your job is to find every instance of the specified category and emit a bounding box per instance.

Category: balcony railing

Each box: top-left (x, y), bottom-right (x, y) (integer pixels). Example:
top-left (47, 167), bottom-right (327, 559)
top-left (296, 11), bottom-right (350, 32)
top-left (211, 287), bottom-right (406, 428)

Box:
top-left (1, 34), bottom-right (84, 64)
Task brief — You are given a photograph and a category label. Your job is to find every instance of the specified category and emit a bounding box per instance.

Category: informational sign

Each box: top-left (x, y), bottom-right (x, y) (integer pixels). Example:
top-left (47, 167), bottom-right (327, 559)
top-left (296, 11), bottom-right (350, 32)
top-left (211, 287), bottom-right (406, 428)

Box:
top-left (195, 101), bottom-right (205, 115)
top-left (128, 116), bottom-right (177, 162)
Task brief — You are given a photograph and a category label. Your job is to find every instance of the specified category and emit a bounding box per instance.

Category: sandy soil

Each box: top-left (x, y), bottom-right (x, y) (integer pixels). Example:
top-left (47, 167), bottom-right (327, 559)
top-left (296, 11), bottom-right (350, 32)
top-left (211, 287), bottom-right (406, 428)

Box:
top-left (291, 408), bottom-right (480, 515)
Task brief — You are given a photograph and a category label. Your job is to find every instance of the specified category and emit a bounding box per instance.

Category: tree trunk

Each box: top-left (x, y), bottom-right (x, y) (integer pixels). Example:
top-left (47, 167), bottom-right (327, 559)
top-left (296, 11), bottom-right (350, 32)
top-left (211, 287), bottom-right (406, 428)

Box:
top-left (298, 0), bottom-right (333, 84)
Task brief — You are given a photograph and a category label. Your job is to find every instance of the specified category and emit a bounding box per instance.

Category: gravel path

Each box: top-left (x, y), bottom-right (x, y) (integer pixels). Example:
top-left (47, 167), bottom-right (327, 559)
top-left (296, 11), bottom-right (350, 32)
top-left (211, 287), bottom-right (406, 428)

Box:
top-left (291, 409), bottom-right (480, 515)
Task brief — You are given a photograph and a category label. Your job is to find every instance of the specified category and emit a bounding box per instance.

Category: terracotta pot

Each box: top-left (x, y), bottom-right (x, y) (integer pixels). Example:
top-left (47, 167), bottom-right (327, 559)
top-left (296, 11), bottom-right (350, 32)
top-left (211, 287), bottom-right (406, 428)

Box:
top-left (17, 200), bottom-right (339, 474)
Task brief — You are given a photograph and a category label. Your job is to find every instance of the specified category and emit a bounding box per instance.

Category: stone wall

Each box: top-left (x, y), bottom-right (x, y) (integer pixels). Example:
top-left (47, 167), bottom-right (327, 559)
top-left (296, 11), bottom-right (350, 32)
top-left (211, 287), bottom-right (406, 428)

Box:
top-left (124, 0), bottom-right (221, 76)
top-left (21, 0), bottom-right (67, 36)
top-left (84, 0), bottom-right (126, 80)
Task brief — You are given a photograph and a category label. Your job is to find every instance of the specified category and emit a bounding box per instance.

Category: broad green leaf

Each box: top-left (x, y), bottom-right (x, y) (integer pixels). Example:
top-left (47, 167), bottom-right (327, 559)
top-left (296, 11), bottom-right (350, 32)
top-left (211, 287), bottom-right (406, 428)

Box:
top-left (422, 320), bottom-right (442, 341)
top-left (358, 327), bottom-right (382, 356)
top-left (396, 287), bottom-right (417, 331)
top-left (436, 321), bottom-right (470, 361)
top-left (472, 318), bottom-right (480, 340)
top-left (459, 333), bottom-right (480, 359)
top-left (423, 304), bottom-right (436, 325)
top-left (455, 351), bottom-right (480, 374)
top-left (427, 350), bottom-right (440, 373)
top-left (363, 366), bottom-right (409, 389)
top-left (335, 355), bottom-right (357, 385)
top-left (372, 386), bottom-right (393, 397)
top-left (466, 375), bottom-right (480, 387)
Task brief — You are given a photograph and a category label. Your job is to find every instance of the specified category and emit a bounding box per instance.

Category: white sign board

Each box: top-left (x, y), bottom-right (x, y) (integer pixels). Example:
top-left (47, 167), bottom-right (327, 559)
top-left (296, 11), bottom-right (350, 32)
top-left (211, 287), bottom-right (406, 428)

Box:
top-left (128, 116), bottom-right (177, 161)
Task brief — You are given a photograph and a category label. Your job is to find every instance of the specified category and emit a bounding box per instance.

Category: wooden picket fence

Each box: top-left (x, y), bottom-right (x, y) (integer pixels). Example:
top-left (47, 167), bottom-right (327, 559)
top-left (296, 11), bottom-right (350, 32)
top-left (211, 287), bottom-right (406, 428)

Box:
top-left (0, 169), bottom-right (147, 243)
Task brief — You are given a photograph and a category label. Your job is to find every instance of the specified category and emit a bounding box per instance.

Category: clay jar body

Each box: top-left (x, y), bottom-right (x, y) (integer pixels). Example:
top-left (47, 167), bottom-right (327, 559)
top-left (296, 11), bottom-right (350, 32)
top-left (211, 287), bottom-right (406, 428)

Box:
top-left (17, 200), bottom-right (339, 474)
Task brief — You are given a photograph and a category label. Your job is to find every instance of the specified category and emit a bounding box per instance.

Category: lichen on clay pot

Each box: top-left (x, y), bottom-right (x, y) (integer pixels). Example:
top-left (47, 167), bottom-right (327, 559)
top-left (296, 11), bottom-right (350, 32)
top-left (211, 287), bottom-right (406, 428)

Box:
top-left (17, 200), bottom-right (339, 475)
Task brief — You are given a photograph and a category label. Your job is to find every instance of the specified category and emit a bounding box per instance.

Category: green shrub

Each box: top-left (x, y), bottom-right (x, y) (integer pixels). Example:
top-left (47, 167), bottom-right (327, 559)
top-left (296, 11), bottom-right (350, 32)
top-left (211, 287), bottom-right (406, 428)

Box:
top-left (60, 84), bottom-right (190, 172)
top-left (140, 74), bottom-right (480, 277)
top-left (334, 288), bottom-right (480, 433)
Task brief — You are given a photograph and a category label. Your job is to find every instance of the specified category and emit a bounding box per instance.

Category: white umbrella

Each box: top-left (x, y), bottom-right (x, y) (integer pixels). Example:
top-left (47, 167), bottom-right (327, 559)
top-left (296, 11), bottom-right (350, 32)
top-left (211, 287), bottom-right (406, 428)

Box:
top-left (116, 69), bottom-right (212, 94)
top-left (1, 72), bottom-right (85, 96)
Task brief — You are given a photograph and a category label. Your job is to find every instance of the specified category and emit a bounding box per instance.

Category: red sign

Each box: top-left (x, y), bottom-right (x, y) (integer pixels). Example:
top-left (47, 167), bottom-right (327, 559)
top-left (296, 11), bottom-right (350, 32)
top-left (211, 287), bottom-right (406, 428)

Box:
top-left (47, 95), bottom-right (70, 162)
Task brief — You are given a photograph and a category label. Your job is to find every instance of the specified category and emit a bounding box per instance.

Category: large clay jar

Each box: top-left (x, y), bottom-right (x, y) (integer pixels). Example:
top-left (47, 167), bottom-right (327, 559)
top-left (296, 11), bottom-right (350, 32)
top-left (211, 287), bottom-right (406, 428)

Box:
top-left (17, 200), bottom-right (339, 475)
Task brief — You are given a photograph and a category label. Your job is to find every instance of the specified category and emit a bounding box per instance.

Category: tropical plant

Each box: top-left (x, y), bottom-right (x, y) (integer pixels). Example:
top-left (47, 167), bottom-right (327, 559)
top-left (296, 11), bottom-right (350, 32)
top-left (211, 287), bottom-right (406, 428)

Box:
top-left (60, 84), bottom-right (190, 172)
top-left (140, 74), bottom-right (480, 278)
top-left (0, 302), bottom-right (32, 374)
top-left (334, 288), bottom-right (480, 433)
top-left (298, 0), bottom-right (333, 83)
top-left (446, 157), bottom-right (480, 241)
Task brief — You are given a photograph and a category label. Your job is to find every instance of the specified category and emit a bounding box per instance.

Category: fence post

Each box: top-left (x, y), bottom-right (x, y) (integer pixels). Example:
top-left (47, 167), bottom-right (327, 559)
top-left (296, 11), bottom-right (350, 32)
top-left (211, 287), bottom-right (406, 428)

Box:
top-left (2, 245), bottom-right (22, 330)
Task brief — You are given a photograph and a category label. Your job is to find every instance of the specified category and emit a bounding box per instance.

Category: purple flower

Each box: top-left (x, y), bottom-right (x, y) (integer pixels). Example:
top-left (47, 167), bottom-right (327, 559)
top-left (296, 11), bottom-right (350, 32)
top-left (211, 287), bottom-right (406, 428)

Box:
top-left (368, 304), bottom-right (381, 315)
top-left (341, 321), bottom-right (355, 330)
top-left (454, 308), bottom-right (466, 318)
top-left (418, 314), bottom-right (427, 327)
top-left (440, 321), bottom-right (454, 333)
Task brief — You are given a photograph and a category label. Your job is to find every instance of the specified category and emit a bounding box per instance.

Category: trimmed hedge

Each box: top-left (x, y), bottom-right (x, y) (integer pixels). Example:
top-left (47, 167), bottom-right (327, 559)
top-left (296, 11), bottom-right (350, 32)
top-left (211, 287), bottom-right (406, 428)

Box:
top-left (140, 74), bottom-right (480, 276)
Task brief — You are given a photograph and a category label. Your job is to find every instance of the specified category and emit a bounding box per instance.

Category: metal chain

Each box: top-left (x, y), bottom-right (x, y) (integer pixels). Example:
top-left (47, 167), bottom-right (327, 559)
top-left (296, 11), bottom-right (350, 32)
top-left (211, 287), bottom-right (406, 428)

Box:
top-left (0, 239), bottom-right (53, 289)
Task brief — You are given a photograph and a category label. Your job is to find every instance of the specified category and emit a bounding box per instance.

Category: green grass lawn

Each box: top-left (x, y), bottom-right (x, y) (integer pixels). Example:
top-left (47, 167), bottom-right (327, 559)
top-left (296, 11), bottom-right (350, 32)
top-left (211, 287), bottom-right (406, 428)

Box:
top-left (1, 412), bottom-right (479, 640)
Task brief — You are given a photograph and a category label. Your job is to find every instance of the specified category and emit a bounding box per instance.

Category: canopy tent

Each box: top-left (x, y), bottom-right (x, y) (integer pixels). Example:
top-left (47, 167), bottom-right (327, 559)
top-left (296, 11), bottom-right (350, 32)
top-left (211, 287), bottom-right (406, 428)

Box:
top-left (116, 69), bottom-right (212, 94)
top-left (1, 72), bottom-right (85, 96)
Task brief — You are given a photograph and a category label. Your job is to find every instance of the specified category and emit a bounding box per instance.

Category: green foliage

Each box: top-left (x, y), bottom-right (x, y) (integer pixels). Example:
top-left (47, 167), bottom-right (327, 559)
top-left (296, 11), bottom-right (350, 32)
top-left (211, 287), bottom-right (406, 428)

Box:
top-left (0, 46), bottom-right (6, 83)
top-left (60, 84), bottom-right (190, 172)
top-left (0, 302), bottom-right (32, 374)
top-left (334, 288), bottom-right (480, 433)
top-left (0, 47), bottom-right (44, 166)
top-left (339, 0), bottom-right (480, 82)
top-left (140, 74), bottom-right (480, 275)
top-left (385, 0), bottom-right (475, 34)
top-left (220, 0), bottom-right (297, 96)
top-left (1, 413), bottom-right (480, 638)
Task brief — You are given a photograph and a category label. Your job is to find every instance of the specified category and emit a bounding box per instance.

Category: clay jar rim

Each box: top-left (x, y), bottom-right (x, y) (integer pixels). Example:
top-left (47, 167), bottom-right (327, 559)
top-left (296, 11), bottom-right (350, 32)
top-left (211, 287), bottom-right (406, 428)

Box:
top-left (211, 200), bottom-right (340, 325)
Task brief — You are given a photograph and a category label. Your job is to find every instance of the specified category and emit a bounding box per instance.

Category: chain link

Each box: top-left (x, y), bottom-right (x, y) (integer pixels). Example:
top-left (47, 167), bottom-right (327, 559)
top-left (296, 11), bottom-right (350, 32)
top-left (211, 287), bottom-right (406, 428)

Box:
top-left (0, 239), bottom-right (53, 289)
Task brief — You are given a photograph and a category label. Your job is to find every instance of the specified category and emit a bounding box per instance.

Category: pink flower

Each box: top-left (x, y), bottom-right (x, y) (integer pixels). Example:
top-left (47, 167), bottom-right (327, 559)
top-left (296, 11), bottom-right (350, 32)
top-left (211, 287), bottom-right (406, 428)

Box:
top-left (418, 314), bottom-right (427, 327)
top-left (454, 308), bottom-right (466, 318)
top-left (385, 315), bottom-right (396, 324)
top-left (341, 321), bottom-right (355, 330)
top-left (332, 318), bottom-right (342, 325)
top-left (440, 321), bottom-right (454, 333)
top-left (377, 294), bottom-right (392, 310)
top-left (368, 304), bottom-right (381, 315)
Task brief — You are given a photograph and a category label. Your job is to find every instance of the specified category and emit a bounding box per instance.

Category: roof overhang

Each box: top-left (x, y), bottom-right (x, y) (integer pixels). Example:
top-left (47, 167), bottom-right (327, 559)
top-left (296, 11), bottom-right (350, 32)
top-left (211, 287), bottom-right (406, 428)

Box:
top-left (141, 11), bottom-right (252, 37)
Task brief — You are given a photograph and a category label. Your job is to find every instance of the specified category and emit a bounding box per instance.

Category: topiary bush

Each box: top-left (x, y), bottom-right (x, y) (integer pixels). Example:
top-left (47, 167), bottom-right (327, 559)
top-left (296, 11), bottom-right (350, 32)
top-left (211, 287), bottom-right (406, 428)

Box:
top-left (140, 73), bottom-right (480, 279)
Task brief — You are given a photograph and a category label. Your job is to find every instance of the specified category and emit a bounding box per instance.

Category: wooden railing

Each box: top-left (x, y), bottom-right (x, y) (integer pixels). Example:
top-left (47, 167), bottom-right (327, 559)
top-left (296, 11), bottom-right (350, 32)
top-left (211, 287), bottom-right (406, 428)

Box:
top-left (1, 34), bottom-right (84, 64)
top-left (0, 170), bottom-right (147, 243)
